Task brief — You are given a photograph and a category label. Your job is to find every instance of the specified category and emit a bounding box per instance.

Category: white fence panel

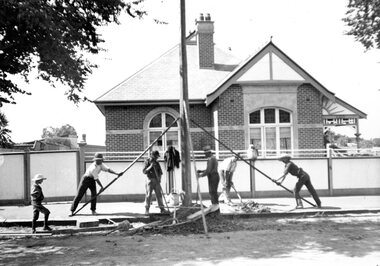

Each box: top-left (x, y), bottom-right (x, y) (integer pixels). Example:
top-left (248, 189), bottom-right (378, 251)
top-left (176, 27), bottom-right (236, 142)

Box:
top-left (30, 152), bottom-right (78, 198)
top-left (254, 159), bottom-right (329, 191)
top-left (0, 154), bottom-right (24, 200)
top-left (332, 157), bottom-right (380, 189)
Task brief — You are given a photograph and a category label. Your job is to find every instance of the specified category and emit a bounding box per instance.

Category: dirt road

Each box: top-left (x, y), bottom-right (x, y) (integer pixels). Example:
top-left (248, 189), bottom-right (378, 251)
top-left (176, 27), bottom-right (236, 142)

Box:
top-left (1, 213), bottom-right (380, 265)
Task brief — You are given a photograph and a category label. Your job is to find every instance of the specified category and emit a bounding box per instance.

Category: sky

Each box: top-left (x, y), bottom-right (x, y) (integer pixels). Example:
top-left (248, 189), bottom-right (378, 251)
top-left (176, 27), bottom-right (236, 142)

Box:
top-left (2, 0), bottom-right (380, 145)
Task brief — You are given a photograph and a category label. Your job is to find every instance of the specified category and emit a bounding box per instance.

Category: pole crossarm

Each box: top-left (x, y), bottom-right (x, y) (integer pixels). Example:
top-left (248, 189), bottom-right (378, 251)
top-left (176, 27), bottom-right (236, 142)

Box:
top-left (72, 117), bottom-right (181, 216)
top-left (189, 118), bottom-right (316, 207)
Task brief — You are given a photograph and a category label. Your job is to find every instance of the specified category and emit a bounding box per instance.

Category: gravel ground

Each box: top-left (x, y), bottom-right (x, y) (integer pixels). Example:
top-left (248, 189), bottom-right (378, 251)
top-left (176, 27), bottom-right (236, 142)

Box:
top-left (1, 212), bottom-right (380, 265)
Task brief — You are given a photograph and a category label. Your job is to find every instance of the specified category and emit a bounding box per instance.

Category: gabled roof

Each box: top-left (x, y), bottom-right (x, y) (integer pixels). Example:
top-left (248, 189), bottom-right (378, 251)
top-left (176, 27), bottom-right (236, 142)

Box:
top-left (206, 41), bottom-right (337, 105)
top-left (205, 41), bottom-right (366, 119)
top-left (94, 38), bottom-right (240, 113)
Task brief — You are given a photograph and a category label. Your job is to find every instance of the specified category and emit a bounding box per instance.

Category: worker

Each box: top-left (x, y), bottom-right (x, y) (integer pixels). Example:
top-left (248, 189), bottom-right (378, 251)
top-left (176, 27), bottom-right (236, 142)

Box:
top-left (143, 150), bottom-right (169, 215)
top-left (218, 153), bottom-right (240, 204)
top-left (276, 154), bottom-right (322, 209)
top-left (31, 174), bottom-right (52, 233)
top-left (70, 152), bottom-right (121, 216)
top-left (197, 145), bottom-right (220, 212)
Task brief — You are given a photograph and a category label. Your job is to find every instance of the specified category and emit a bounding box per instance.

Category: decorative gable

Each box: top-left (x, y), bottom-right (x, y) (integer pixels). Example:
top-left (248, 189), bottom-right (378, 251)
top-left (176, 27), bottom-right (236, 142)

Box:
top-left (237, 51), bottom-right (304, 82)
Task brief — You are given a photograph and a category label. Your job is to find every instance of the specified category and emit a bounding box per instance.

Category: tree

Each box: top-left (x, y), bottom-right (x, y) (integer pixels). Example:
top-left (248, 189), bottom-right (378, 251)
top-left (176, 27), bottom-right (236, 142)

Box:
top-left (343, 0), bottom-right (380, 50)
top-left (42, 124), bottom-right (77, 138)
top-left (0, 0), bottom-right (146, 106)
top-left (0, 111), bottom-right (14, 148)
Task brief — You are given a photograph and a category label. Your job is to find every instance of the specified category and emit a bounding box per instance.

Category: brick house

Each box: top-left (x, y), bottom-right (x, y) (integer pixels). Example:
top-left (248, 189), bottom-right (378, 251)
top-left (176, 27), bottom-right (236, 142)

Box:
top-left (94, 14), bottom-right (366, 156)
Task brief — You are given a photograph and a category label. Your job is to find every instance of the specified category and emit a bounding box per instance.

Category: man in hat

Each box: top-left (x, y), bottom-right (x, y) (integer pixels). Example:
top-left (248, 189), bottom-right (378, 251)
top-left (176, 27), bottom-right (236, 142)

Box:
top-left (143, 150), bottom-right (168, 215)
top-left (197, 145), bottom-right (220, 211)
top-left (276, 154), bottom-right (322, 209)
top-left (31, 174), bottom-right (52, 233)
top-left (218, 153), bottom-right (240, 204)
top-left (70, 152), bottom-right (121, 216)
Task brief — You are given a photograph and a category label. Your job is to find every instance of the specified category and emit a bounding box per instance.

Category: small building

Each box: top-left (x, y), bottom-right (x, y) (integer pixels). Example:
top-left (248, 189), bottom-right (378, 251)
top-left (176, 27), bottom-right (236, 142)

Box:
top-left (94, 14), bottom-right (366, 156)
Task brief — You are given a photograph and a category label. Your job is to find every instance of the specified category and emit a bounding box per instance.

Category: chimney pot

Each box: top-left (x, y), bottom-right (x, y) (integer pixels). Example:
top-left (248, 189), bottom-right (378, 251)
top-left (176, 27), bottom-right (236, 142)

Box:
top-left (205, 13), bottom-right (211, 21)
top-left (199, 13), bottom-right (204, 21)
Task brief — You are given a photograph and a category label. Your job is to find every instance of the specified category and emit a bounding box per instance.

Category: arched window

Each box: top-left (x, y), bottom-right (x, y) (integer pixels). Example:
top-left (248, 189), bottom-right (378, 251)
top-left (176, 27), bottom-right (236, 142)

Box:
top-left (148, 112), bottom-right (180, 152)
top-left (249, 108), bottom-right (292, 156)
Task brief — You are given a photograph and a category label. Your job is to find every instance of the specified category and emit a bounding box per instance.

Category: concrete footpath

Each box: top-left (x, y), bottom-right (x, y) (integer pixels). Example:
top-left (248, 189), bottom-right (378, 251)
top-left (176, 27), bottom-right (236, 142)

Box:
top-left (1, 195), bottom-right (379, 228)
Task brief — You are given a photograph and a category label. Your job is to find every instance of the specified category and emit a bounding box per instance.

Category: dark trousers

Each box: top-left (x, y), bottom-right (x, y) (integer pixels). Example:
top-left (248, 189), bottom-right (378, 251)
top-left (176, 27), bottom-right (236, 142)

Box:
top-left (71, 176), bottom-right (97, 212)
top-left (144, 178), bottom-right (164, 210)
top-left (207, 172), bottom-right (220, 204)
top-left (294, 173), bottom-right (321, 207)
top-left (32, 204), bottom-right (50, 229)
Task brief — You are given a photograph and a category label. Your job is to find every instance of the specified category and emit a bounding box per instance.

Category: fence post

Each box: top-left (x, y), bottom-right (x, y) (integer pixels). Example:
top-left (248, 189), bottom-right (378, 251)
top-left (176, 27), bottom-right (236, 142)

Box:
top-left (250, 161), bottom-right (256, 198)
top-left (23, 150), bottom-right (31, 205)
top-left (78, 135), bottom-right (87, 185)
top-left (327, 147), bottom-right (334, 196)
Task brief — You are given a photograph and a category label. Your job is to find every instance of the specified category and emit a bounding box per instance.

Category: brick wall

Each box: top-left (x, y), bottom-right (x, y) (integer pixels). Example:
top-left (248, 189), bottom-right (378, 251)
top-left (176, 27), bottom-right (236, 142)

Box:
top-left (297, 84), bottom-right (324, 149)
top-left (106, 134), bottom-right (143, 152)
top-left (218, 85), bottom-right (244, 126)
top-left (219, 130), bottom-right (245, 150)
top-left (298, 128), bottom-right (324, 149)
top-left (189, 104), bottom-right (213, 127)
top-left (297, 84), bottom-right (323, 124)
top-left (217, 85), bottom-right (245, 150)
top-left (105, 104), bottom-right (213, 151)
top-left (105, 106), bottom-right (153, 130)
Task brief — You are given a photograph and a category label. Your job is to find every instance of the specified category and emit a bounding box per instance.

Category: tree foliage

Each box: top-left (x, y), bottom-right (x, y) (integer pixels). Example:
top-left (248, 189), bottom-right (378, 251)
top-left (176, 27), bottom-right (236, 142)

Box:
top-left (42, 124), bottom-right (77, 138)
top-left (343, 0), bottom-right (380, 50)
top-left (0, 111), bottom-right (14, 148)
top-left (0, 0), bottom-right (146, 106)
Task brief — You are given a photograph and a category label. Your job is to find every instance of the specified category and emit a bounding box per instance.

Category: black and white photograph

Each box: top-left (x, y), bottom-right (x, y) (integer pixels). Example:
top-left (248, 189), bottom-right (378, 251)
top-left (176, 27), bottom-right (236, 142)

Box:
top-left (1, 0), bottom-right (380, 265)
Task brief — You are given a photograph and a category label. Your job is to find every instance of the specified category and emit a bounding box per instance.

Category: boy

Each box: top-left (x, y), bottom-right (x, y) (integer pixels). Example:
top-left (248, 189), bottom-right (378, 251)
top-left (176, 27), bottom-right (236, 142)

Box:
top-left (31, 174), bottom-right (52, 233)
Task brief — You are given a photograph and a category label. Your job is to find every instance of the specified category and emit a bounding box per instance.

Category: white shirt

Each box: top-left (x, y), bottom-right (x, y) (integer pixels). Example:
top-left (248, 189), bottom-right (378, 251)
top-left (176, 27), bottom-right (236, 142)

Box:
top-left (219, 157), bottom-right (237, 172)
top-left (85, 162), bottom-right (110, 180)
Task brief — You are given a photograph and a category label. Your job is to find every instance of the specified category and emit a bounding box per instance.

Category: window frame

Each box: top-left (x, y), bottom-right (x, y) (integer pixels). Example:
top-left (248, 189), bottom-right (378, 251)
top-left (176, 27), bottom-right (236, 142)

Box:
top-left (147, 111), bottom-right (180, 153)
top-left (249, 107), bottom-right (293, 156)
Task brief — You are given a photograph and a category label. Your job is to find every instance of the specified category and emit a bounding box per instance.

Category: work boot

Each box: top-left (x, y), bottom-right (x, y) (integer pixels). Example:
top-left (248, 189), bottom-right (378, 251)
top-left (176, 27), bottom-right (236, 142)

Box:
top-left (43, 226), bottom-right (52, 231)
top-left (160, 208), bottom-right (169, 214)
top-left (32, 228), bottom-right (36, 234)
top-left (91, 210), bottom-right (98, 215)
top-left (145, 207), bottom-right (149, 215)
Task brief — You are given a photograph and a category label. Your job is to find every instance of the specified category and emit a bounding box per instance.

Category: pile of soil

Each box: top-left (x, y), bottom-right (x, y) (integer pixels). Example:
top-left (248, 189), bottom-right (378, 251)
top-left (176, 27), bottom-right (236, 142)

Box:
top-left (123, 201), bottom-right (273, 236)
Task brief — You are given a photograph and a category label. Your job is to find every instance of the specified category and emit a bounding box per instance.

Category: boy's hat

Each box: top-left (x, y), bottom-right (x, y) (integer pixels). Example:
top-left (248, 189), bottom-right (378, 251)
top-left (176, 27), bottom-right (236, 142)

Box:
top-left (151, 150), bottom-right (160, 158)
top-left (278, 154), bottom-right (291, 161)
top-left (92, 152), bottom-right (104, 161)
top-left (32, 174), bottom-right (46, 181)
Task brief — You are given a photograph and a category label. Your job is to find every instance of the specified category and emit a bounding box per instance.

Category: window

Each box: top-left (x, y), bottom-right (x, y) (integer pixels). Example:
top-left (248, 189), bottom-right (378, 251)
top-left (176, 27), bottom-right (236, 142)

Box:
top-left (249, 108), bottom-right (292, 156)
top-left (148, 112), bottom-right (179, 152)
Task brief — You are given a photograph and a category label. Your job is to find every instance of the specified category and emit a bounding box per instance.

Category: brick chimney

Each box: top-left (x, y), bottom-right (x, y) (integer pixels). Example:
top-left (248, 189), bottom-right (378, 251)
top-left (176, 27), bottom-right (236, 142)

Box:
top-left (196, 13), bottom-right (214, 69)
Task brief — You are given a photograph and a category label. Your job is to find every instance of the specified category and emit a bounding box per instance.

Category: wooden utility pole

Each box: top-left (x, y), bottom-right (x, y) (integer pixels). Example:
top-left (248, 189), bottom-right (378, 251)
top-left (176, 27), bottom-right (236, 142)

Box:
top-left (179, 0), bottom-right (192, 205)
